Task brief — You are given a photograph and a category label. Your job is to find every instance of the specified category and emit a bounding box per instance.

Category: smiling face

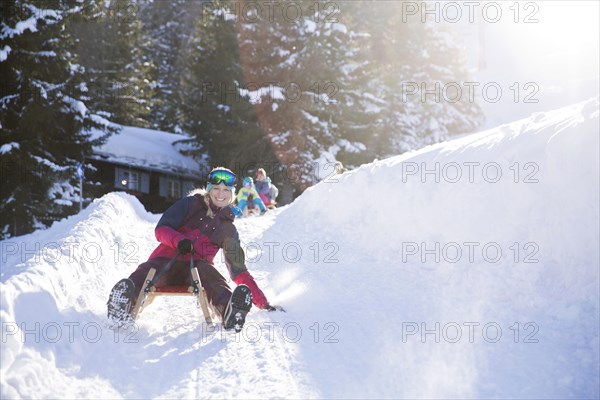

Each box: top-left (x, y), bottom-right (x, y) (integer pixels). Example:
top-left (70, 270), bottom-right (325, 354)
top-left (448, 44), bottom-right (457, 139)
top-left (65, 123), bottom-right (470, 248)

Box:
top-left (209, 184), bottom-right (232, 208)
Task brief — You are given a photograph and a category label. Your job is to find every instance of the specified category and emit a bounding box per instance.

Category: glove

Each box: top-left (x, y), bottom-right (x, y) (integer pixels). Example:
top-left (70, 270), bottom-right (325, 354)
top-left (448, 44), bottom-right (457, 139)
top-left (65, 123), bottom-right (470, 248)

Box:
top-left (263, 304), bottom-right (285, 312)
top-left (177, 238), bottom-right (193, 254)
top-left (231, 205), bottom-right (243, 217)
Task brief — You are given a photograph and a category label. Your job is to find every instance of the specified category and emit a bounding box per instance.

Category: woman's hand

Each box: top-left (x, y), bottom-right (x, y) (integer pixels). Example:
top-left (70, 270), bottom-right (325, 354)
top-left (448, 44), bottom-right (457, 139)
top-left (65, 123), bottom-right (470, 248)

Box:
top-left (263, 304), bottom-right (286, 312)
top-left (177, 238), bottom-right (193, 254)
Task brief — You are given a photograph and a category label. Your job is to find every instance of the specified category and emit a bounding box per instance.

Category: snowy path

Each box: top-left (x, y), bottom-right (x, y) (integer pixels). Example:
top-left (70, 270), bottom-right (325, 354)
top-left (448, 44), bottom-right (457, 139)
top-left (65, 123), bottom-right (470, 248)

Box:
top-left (1, 98), bottom-right (599, 399)
top-left (123, 211), bottom-right (318, 399)
top-left (0, 196), bottom-right (317, 399)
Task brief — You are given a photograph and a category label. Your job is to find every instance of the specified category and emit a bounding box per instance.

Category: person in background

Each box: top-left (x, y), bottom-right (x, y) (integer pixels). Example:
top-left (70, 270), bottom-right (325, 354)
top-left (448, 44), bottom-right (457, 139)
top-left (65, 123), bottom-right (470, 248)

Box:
top-left (255, 168), bottom-right (278, 207)
top-left (236, 177), bottom-right (267, 216)
top-left (334, 161), bottom-right (348, 174)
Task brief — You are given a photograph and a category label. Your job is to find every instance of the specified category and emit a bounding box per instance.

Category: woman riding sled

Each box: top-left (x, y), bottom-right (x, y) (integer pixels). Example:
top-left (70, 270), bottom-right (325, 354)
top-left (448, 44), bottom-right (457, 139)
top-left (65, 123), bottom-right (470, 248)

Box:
top-left (107, 167), bottom-right (280, 331)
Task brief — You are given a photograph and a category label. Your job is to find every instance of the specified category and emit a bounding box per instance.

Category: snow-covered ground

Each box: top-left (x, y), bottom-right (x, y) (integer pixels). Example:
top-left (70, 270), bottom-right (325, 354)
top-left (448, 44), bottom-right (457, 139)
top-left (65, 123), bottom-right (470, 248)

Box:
top-left (1, 97), bottom-right (599, 399)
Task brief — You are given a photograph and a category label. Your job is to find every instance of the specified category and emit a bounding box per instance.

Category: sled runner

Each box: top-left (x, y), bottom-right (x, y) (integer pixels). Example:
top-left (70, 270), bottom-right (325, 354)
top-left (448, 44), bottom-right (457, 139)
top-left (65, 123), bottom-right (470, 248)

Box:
top-left (239, 194), bottom-right (260, 217)
top-left (107, 251), bottom-right (215, 327)
top-left (130, 265), bottom-right (214, 325)
top-left (243, 193), bottom-right (276, 216)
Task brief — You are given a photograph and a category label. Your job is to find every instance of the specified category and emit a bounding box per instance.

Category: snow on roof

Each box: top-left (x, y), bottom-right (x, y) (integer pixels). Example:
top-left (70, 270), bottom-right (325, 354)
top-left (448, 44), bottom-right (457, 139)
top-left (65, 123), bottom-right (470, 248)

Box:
top-left (91, 125), bottom-right (202, 179)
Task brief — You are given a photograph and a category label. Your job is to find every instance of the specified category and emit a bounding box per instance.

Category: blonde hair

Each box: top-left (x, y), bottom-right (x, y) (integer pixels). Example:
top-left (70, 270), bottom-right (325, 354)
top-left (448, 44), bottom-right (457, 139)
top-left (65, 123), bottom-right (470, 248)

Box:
top-left (188, 188), bottom-right (206, 197)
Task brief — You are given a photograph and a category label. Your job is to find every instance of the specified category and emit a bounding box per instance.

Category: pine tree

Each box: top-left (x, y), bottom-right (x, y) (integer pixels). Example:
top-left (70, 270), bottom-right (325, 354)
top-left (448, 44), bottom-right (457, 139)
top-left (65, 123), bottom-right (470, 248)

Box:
top-left (330, 2), bottom-right (483, 163)
top-left (69, 0), bottom-right (155, 128)
top-left (396, 21), bottom-right (483, 151)
top-left (233, 2), bottom-right (308, 199)
top-left (231, 0), bottom-right (354, 199)
top-left (299, 1), bottom-right (374, 170)
top-left (0, 0), bottom-right (113, 238)
top-left (180, 0), bottom-right (268, 175)
top-left (83, 0), bottom-right (482, 207)
top-left (140, 0), bottom-right (198, 132)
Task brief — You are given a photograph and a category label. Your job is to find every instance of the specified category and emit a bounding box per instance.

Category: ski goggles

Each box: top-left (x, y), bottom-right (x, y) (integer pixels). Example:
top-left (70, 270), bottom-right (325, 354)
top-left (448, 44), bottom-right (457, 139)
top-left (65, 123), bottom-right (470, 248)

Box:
top-left (208, 169), bottom-right (237, 186)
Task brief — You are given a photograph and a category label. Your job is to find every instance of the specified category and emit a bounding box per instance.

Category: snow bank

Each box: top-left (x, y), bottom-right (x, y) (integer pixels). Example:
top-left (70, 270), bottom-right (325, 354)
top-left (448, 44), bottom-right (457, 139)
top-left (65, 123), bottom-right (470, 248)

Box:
top-left (1, 193), bottom-right (158, 399)
top-left (259, 97), bottom-right (599, 398)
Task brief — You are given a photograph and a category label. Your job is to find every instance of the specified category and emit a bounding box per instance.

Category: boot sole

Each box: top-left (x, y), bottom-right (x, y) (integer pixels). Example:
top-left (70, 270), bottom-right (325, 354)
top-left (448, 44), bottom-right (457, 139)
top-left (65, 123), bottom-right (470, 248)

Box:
top-left (223, 285), bottom-right (253, 332)
top-left (107, 278), bottom-right (135, 326)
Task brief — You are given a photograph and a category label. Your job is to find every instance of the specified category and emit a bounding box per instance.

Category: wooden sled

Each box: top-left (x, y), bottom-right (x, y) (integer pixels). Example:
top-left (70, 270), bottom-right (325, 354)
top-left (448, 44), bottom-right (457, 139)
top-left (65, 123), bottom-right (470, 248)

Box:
top-left (243, 207), bottom-right (262, 217)
top-left (129, 267), bottom-right (215, 326)
top-left (243, 194), bottom-right (275, 216)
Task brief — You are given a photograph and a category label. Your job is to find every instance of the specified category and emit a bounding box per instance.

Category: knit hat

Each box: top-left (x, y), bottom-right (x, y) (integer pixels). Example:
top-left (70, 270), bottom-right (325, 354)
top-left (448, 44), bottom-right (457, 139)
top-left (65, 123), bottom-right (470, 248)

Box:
top-left (206, 167), bottom-right (237, 200)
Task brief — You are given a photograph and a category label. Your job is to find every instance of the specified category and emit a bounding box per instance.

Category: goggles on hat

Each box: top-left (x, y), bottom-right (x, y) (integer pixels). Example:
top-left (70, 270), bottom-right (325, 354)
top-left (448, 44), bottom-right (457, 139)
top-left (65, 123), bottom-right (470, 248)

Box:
top-left (208, 169), bottom-right (237, 186)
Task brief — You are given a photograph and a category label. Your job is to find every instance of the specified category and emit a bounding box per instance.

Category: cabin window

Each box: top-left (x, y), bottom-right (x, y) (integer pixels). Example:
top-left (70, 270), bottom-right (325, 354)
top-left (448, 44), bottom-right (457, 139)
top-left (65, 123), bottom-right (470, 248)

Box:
top-left (166, 179), bottom-right (181, 199)
top-left (120, 170), bottom-right (140, 191)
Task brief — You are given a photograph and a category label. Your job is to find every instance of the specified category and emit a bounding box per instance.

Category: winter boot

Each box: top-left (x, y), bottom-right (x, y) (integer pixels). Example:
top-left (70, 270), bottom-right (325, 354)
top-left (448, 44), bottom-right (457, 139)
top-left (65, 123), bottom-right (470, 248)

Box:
top-left (107, 278), bottom-right (135, 327)
top-left (223, 285), bottom-right (253, 332)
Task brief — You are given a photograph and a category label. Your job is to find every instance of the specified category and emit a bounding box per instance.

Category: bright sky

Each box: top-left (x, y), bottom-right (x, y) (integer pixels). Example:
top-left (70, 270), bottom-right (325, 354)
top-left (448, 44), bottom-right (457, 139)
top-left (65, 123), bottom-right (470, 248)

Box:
top-left (491, 1), bottom-right (599, 75)
top-left (453, 1), bottom-right (599, 128)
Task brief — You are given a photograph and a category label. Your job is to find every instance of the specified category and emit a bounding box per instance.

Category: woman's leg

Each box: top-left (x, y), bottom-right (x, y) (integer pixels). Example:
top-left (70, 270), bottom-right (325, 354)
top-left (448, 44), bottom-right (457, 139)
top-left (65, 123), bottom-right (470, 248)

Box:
top-left (258, 192), bottom-right (270, 205)
top-left (252, 196), bottom-right (266, 212)
top-left (128, 257), bottom-right (183, 299)
top-left (237, 199), bottom-right (248, 212)
top-left (194, 260), bottom-right (232, 319)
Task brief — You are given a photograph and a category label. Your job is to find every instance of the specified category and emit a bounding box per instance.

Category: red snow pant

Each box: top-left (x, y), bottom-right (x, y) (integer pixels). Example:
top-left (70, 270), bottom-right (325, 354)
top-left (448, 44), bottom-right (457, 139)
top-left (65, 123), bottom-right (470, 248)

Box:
top-left (128, 257), bottom-right (232, 319)
top-left (258, 192), bottom-right (272, 206)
